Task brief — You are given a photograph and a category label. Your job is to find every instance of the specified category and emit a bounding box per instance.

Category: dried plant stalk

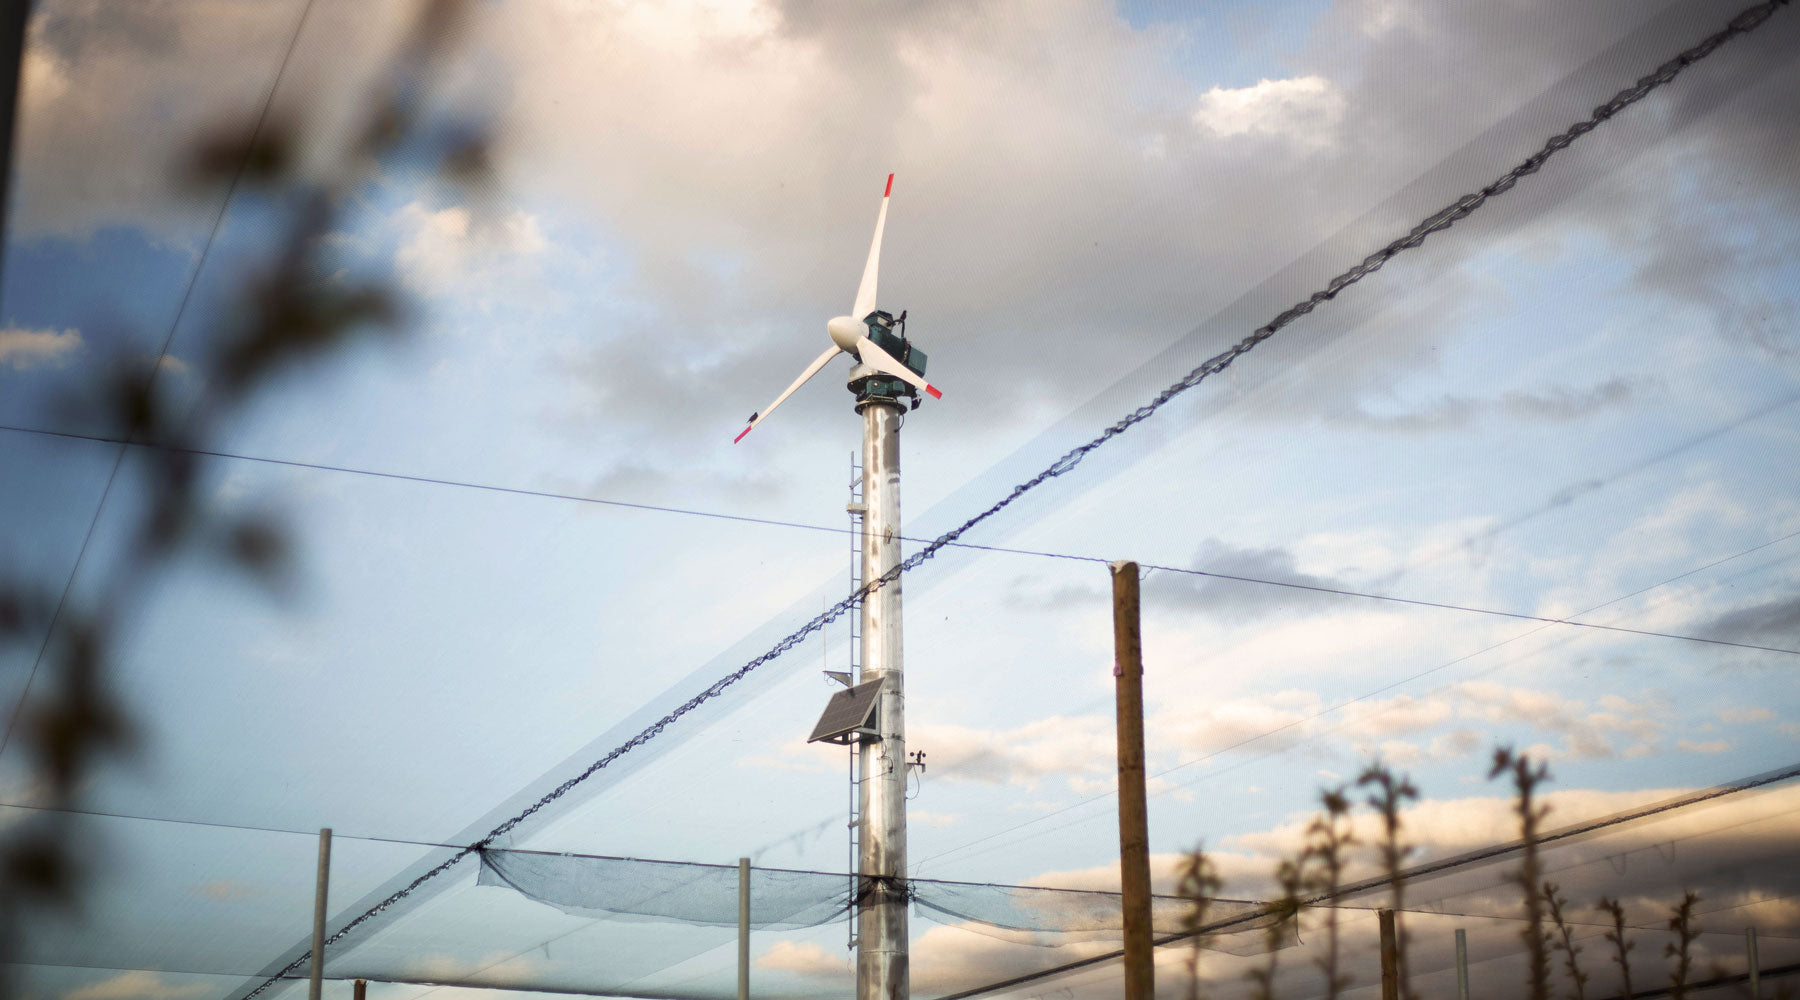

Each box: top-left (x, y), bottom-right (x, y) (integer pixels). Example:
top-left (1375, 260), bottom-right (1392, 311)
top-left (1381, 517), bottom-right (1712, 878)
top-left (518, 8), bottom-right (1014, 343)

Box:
top-left (1305, 784), bottom-right (1357, 1000)
top-left (1665, 891), bottom-right (1701, 1000)
top-left (1596, 896), bottom-right (1635, 1000)
top-left (1247, 858), bottom-right (1305, 1000)
top-left (1177, 843), bottom-right (1223, 1000)
top-left (1491, 747), bottom-right (1552, 1000)
top-left (1544, 881), bottom-right (1588, 1000)
top-left (1360, 760), bottom-right (1420, 1000)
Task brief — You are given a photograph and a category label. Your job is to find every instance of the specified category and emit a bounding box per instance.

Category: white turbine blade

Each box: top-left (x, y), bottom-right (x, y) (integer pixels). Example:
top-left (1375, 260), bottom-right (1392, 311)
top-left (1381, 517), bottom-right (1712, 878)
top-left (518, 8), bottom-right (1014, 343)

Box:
top-left (855, 334), bottom-right (941, 400)
top-left (849, 173), bottom-right (893, 322)
top-left (734, 345), bottom-right (842, 443)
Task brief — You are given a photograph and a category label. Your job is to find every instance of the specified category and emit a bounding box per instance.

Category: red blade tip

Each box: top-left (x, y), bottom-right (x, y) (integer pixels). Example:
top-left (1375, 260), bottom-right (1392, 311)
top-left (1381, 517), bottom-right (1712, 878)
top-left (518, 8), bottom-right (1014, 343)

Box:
top-left (925, 384), bottom-right (942, 400)
top-left (733, 425), bottom-right (752, 443)
top-left (884, 174), bottom-right (894, 197)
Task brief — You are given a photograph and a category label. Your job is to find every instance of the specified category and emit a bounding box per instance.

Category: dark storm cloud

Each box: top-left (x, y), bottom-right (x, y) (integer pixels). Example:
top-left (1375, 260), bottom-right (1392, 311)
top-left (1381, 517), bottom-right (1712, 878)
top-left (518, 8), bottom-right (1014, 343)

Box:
top-left (34, 0), bottom-right (183, 62)
top-left (1693, 593), bottom-right (1800, 648)
top-left (1008, 538), bottom-right (1359, 621)
top-left (1146, 538), bottom-right (1362, 618)
top-left (1329, 378), bottom-right (1640, 434)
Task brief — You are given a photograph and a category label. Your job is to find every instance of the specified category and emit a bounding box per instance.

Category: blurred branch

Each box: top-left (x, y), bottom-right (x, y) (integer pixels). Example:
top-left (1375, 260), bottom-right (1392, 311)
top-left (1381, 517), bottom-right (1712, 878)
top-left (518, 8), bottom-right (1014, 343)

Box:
top-left (0, 0), bottom-right (492, 982)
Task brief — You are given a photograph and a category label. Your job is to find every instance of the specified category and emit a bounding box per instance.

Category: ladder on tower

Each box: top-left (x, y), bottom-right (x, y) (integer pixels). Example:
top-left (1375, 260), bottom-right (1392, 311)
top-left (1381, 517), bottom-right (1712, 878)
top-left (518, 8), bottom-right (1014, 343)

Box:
top-left (845, 451), bottom-right (865, 953)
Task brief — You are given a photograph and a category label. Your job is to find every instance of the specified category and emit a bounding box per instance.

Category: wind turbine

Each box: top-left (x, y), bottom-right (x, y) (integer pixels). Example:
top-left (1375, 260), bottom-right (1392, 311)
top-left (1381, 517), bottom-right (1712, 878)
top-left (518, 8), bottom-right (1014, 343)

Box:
top-left (734, 174), bottom-right (940, 444)
top-left (739, 174), bottom-right (932, 1000)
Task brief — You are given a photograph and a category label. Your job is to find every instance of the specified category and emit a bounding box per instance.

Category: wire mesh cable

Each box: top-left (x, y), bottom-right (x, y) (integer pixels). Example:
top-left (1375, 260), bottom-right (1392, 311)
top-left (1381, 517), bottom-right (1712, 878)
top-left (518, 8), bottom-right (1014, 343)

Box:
top-left (234, 0), bottom-right (1795, 994)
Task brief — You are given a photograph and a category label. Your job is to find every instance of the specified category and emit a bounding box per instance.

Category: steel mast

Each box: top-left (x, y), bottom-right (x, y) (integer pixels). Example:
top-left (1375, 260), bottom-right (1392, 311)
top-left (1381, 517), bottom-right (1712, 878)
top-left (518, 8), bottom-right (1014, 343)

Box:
top-left (855, 387), bottom-right (909, 1000)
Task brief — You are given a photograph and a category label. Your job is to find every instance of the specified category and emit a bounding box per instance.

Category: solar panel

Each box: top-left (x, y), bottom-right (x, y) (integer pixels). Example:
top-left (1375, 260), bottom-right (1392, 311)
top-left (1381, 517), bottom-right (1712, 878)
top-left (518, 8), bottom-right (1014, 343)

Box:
top-left (807, 678), bottom-right (883, 744)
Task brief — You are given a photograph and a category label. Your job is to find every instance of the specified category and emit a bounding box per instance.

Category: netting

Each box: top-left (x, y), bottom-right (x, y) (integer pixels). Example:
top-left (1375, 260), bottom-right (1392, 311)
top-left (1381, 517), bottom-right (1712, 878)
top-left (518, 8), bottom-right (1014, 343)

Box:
top-left (477, 848), bottom-right (1277, 948)
top-left (13, 777), bottom-right (1794, 1000)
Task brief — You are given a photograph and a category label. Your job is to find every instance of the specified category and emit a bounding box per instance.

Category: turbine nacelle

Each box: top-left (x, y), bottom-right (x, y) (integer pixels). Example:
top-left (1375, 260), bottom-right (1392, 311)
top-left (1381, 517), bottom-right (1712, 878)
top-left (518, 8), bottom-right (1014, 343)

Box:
top-left (734, 174), bottom-right (942, 445)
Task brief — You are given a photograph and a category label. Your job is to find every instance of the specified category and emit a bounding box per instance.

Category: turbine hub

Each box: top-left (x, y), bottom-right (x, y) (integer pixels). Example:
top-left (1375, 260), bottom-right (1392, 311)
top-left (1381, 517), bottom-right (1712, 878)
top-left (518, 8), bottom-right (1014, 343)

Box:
top-left (827, 315), bottom-right (864, 354)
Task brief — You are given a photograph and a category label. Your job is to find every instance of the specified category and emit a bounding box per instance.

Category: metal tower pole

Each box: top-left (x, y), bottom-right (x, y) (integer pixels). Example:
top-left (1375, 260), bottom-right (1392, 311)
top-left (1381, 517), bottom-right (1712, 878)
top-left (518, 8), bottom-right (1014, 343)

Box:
top-left (857, 396), bottom-right (909, 1000)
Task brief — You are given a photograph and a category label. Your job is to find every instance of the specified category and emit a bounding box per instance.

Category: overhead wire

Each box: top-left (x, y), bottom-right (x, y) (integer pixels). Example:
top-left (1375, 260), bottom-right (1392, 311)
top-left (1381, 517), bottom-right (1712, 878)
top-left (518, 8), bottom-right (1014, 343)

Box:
top-left (231, 2), bottom-right (1800, 992)
top-left (4, 421), bottom-right (1792, 662)
top-left (913, 525), bottom-right (1800, 873)
top-left (1137, 552), bottom-right (1800, 657)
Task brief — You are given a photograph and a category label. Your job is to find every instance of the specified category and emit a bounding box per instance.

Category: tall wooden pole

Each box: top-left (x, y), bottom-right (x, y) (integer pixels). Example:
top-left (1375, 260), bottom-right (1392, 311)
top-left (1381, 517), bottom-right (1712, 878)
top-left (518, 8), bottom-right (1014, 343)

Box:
top-left (310, 827), bottom-right (332, 1000)
top-left (1111, 560), bottom-right (1152, 1000)
top-left (1379, 909), bottom-right (1399, 1000)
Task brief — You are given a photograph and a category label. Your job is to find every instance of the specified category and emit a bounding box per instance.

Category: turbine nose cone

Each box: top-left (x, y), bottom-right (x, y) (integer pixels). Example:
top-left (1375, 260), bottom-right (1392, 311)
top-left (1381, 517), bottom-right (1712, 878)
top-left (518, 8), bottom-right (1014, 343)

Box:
top-left (827, 315), bottom-right (863, 354)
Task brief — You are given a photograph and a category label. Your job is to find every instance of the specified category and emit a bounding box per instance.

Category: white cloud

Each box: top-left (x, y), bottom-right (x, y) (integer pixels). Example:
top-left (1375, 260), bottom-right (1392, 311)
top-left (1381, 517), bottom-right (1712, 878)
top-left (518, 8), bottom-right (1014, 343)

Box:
top-left (1675, 738), bottom-right (1730, 754)
top-left (0, 325), bottom-right (83, 369)
top-left (16, 1), bottom-right (421, 238)
top-left (63, 972), bottom-right (207, 1000)
top-left (912, 715), bottom-right (1115, 791)
top-left (910, 809), bottom-right (961, 828)
top-left (1192, 76), bottom-right (1347, 147)
top-left (756, 939), bottom-right (847, 977)
top-left (21, 41), bottom-right (70, 107)
top-left (193, 879), bottom-right (257, 902)
top-left (912, 678), bottom-right (1674, 814)
top-left (403, 951), bottom-right (542, 981)
top-left (395, 201), bottom-right (549, 302)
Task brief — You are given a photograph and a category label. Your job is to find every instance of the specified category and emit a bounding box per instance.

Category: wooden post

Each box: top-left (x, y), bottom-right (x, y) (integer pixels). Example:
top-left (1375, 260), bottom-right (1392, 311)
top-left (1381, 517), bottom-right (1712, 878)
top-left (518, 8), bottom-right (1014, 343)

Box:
top-left (1455, 928), bottom-right (1470, 1000)
top-left (353, 980), bottom-right (367, 1000)
top-left (310, 827), bottom-right (331, 1000)
top-left (1111, 560), bottom-right (1152, 1000)
top-left (1748, 926), bottom-right (1761, 999)
top-left (1379, 909), bottom-right (1399, 1000)
top-left (739, 857), bottom-right (752, 1000)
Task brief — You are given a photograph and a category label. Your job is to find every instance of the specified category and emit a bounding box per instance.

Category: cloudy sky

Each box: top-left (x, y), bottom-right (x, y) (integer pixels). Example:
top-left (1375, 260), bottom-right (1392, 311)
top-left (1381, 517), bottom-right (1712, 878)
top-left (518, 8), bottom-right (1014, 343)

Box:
top-left (2, 0), bottom-right (1798, 997)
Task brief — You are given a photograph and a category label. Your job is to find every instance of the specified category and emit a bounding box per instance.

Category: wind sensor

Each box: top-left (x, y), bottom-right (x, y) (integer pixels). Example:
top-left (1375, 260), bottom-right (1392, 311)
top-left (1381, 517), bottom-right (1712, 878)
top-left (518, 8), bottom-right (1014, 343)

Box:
top-left (734, 174), bottom-right (940, 443)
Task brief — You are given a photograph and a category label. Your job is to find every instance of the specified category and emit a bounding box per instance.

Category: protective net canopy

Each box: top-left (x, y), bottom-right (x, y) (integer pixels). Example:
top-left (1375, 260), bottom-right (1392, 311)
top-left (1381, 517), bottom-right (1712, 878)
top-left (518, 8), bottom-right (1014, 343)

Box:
top-left (477, 848), bottom-right (1272, 945)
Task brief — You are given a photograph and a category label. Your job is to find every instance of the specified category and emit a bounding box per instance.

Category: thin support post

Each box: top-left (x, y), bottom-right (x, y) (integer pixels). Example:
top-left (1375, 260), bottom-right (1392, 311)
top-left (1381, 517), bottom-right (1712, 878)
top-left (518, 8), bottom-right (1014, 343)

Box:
top-left (310, 827), bottom-right (332, 1000)
top-left (1379, 909), bottom-right (1399, 1000)
top-left (1111, 560), bottom-right (1152, 1000)
top-left (739, 857), bottom-right (752, 1000)
top-left (1455, 928), bottom-right (1470, 1000)
top-left (353, 980), bottom-right (367, 1000)
top-left (1748, 926), bottom-right (1761, 999)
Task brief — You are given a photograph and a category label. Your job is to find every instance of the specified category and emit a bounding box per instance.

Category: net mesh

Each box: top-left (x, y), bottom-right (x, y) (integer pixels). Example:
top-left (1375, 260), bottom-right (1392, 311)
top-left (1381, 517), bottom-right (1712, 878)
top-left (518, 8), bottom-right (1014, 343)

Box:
top-left (476, 848), bottom-right (1275, 947)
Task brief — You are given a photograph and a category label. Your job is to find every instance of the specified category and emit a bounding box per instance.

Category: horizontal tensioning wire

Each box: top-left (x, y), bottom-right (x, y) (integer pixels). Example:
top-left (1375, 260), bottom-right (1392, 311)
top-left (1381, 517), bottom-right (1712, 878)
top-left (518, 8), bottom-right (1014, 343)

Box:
top-left (236, 0), bottom-right (1797, 993)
